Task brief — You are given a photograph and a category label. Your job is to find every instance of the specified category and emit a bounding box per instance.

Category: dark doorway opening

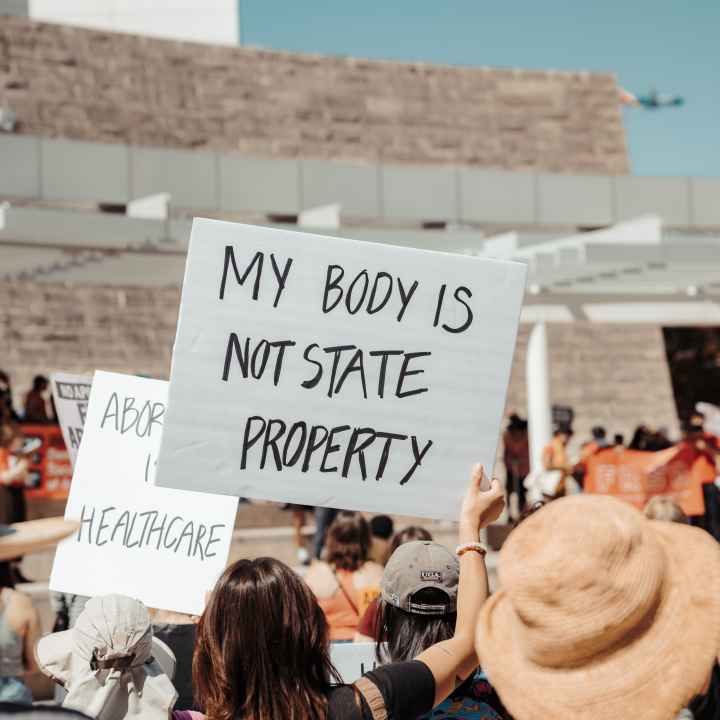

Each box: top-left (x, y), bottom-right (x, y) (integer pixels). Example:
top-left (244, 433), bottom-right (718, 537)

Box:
top-left (663, 327), bottom-right (720, 421)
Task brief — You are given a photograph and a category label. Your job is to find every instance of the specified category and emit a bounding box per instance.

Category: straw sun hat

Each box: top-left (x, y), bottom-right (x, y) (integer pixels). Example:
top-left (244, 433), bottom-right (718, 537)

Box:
top-left (476, 494), bottom-right (720, 720)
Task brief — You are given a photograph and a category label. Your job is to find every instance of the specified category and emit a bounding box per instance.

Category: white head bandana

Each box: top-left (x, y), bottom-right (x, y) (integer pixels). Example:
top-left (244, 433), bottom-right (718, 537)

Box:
top-left (36, 595), bottom-right (178, 720)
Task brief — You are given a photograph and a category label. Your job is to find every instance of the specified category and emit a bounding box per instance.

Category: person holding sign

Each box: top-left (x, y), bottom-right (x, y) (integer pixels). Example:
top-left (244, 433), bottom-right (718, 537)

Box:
top-left (372, 540), bottom-right (506, 719)
top-left (193, 464), bottom-right (504, 720)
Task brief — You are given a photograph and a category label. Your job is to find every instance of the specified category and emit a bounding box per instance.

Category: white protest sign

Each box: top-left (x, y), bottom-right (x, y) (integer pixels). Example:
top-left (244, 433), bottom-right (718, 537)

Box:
top-left (50, 372), bottom-right (93, 467)
top-left (50, 371), bottom-right (238, 615)
top-left (156, 220), bottom-right (526, 519)
top-left (331, 643), bottom-right (382, 683)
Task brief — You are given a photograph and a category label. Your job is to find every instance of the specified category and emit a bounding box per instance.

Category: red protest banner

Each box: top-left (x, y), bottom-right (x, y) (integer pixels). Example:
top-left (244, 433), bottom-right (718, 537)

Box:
top-left (20, 424), bottom-right (72, 500)
top-left (584, 443), bottom-right (715, 517)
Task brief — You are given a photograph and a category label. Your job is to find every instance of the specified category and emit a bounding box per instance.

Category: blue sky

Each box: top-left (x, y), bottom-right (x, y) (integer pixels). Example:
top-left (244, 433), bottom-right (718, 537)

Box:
top-left (241, 0), bottom-right (719, 177)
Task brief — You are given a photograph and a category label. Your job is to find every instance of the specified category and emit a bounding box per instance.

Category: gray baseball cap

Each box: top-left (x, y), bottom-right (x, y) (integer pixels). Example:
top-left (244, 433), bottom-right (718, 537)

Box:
top-left (381, 541), bottom-right (459, 616)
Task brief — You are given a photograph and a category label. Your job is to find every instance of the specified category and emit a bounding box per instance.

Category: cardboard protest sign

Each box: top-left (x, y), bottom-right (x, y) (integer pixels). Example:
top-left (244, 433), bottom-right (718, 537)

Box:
top-left (51, 372), bottom-right (92, 467)
top-left (156, 220), bottom-right (526, 519)
top-left (330, 643), bottom-right (382, 683)
top-left (20, 424), bottom-right (72, 500)
top-left (584, 444), bottom-right (710, 516)
top-left (50, 371), bottom-right (238, 615)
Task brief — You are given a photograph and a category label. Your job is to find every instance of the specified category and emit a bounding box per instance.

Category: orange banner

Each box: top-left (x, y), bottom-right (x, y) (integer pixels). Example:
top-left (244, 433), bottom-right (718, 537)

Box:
top-left (584, 443), bottom-right (716, 517)
top-left (20, 424), bottom-right (72, 500)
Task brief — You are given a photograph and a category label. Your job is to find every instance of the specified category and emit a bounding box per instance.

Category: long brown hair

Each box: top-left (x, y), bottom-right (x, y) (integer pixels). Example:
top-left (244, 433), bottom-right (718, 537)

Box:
top-left (325, 512), bottom-right (370, 572)
top-left (194, 557), bottom-right (341, 720)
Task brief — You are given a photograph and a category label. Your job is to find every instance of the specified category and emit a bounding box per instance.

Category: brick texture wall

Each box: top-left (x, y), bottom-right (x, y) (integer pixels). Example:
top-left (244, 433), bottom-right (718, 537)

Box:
top-left (0, 281), bottom-right (178, 397)
top-left (1, 281), bottom-right (678, 463)
top-left (505, 323), bottom-right (680, 450)
top-left (0, 17), bottom-right (629, 173)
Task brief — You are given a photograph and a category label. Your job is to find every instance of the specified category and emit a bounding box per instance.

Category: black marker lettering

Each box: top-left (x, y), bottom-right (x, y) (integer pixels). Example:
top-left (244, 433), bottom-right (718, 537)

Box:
top-left (369, 350), bottom-right (403, 398)
top-left (241, 416), bottom-right (266, 469)
top-left (164, 516), bottom-right (182, 549)
top-left (222, 333), bottom-right (249, 381)
top-left (367, 272), bottom-right (393, 314)
top-left (260, 419), bottom-right (286, 470)
top-left (322, 264), bottom-right (344, 313)
top-left (100, 393), bottom-right (119, 431)
top-left (342, 427), bottom-right (376, 480)
top-left (442, 286), bottom-right (474, 334)
top-left (271, 340), bottom-right (296, 385)
top-left (192, 523), bottom-right (207, 560)
top-left (78, 504), bottom-right (95, 543)
top-left (283, 422), bottom-right (308, 467)
top-left (324, 345), bottom-right (355, 399)
top-left (269, 254), bottom-right (293, 307)
top-left (397, 278), bottom-right (419, 321)
top-left (111, 510), bottom-right (130, 544)
top-left (400, 437), bottom-right (434, 485)
top-left (396, 351), bottom-right (431, 399)
top-left (219, 247), bottom-right (263, 300)
top-left (302, 424), bottom-right (330, 471)
top-left (346, 270), bottom-right (369, 314)
top-left (301, 343), bottom-right (323, 389)
top-left (433, 283), bottom-right (447, 327)
top-left (334, 348), bottom-right (368, 399)
top-left (96, 506), bottom-right (116, 546)
top-left (321, 425), bottom-right (350, 473)
top-left (374, 431), bottom-right (408, 481)
top-left (205, 524), bottom-right (225, 558)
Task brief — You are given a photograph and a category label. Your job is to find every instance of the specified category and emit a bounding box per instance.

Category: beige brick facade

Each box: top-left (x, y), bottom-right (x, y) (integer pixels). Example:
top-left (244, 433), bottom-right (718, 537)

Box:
top-left (1, 17), bottom-right (629, 173)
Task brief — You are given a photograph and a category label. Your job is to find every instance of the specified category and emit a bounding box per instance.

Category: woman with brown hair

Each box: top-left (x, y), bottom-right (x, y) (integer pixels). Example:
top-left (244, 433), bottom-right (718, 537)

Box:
top-left (194, 465), bottom-right (504, 720)
top-left (304, 512), bottom-right (383, 641)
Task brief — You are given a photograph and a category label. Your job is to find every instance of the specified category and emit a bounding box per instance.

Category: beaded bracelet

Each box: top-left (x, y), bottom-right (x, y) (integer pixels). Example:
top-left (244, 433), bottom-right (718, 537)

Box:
top-left (455, 542), bottom-right (488, 557)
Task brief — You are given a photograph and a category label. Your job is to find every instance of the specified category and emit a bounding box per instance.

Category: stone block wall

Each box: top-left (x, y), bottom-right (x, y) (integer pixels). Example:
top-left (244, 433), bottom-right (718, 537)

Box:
top-left (504, 323), bottom-right (680, 449)
top-left (0, 17), bottom-right (629, 173)
top-left (0, 281), bottom-right (178, 397)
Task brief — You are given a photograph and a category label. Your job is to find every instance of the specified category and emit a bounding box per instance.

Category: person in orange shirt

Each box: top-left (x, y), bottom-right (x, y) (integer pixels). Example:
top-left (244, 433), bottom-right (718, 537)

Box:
top-left (0, 426), bottom-right (30, 521)
top-left (541, 424), bottom-right (575, 500)
top-left (304, 512), bottom-right (383, 641)
top-left (580, 426), bottom-right (609, 463)
top-left (683, 413), bottom-right (720, 540)
top-left (576, 426), bottom-right (610, 488)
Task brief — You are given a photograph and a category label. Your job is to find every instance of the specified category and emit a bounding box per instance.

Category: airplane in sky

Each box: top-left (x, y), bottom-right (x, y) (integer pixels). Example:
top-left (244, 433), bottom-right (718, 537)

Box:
top-left (620, 87), bottom-right (685, 109)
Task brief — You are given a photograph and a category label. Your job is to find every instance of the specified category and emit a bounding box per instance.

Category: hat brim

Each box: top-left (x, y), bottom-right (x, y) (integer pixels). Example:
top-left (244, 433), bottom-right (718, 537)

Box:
top-left (37, 630), bottom-right (176, 686)
top-left (477, 521), bottom-right (720, 720)
top-left (0, 518), bottom-right (79, 562)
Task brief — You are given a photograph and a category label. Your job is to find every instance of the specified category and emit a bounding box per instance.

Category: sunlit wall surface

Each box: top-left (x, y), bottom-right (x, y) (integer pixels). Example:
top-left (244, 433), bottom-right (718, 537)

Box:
top-left (27, 0), bottom-right (240, 45)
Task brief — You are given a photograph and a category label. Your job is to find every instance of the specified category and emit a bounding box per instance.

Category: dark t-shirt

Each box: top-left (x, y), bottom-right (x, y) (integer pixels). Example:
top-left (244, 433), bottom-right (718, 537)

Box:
top-left (328, 660), bottom-right (435, 720)
top-left (152, 622), bottom-right (197, 711)
top-left (690, 663), bottom-right (720, 720)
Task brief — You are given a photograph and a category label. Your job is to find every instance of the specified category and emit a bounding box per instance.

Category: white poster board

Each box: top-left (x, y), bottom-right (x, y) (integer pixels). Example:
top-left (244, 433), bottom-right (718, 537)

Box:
top-left (50, 371), bottom-right (238, 615)
top-left (50, 372), bottom-right (92, 467)
top-left (156, 220), bottom-right (526, 519)
top-left (331, 643), bottom-right (382, 683)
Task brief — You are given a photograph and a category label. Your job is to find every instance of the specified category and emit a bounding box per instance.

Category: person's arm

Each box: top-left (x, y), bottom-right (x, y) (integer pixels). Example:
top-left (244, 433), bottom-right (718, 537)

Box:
top-left (415, 464), bottom-right (504, 707)
top-left (542, 444), bottom-right (554, 470)
top-left (0, 458), bottom-right (28, 485)
top-left (21, 596), bottom-right (41, 674)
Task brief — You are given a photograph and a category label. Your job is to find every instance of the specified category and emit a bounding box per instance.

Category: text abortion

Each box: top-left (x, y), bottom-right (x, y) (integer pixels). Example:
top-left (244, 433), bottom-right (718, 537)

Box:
top-left (219, 248), bottom-right (474, 487)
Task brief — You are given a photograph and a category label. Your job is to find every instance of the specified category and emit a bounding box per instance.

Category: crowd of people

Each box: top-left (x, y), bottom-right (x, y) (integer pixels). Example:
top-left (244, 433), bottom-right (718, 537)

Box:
top-left (502, 409), bottom-right (720, 529)
top-left (1, 363), bottom-right (720, 718)
top-left (0, 463), bottom-right (719, 719)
